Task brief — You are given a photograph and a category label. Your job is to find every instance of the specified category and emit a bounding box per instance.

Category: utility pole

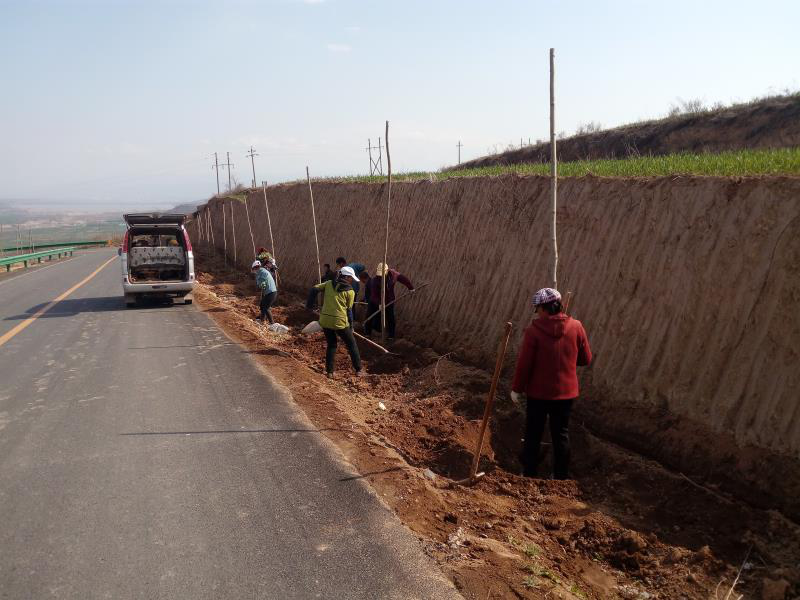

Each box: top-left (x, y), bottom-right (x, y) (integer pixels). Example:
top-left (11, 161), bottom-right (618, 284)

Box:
top-left (376, 137), bottom-right (384, 176)
top-left (212, 153), bottom-right (221, 195)
top-left (246, 146), bottom-right (258, 188)
top-left (457, 140), bottom-right (463, 164)
top-left (366, 138), bottom-right (383, 175)
top-left (221, 152), bottom-right (234, 191)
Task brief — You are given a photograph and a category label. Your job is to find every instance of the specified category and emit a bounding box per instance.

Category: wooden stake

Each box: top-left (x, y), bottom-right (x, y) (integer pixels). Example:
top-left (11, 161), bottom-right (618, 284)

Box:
top-left (262, 181), bottom-right (276, 261)
top-left (244, 195), bottom-right (256, 259)
top-left (222, 200), bottom-right (227, 267)
top-left (208, 206), bottom-right (216, 254)
top-left (230, 200), bottom-right (237, 267)
top-left (306, 166), bottom-right (322, 284)
top-left (549, 47), bottom-right (558, 289)
top-left (465, 321), bottom-right (513, 483)
top-left (381, 120), bottom-right (392, 345)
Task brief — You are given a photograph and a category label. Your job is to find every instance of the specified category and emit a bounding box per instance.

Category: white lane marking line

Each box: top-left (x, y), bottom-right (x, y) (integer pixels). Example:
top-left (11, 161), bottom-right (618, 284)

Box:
top-left (0, 256), bottom-right (117, 349)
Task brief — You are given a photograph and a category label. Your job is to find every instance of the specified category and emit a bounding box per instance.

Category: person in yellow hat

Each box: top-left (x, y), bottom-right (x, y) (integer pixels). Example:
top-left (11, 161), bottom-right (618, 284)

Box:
top-left (364, 262), bottom-right (414, 339)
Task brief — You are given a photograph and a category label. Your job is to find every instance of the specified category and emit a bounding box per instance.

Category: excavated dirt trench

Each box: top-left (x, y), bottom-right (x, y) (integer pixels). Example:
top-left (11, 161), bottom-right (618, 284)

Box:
top-left (190, 248), bottom-right (799, 600)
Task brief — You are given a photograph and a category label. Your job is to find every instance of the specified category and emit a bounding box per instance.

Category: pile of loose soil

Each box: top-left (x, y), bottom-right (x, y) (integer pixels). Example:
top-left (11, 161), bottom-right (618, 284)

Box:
top-left (192, 250), bottom-right (800, 600)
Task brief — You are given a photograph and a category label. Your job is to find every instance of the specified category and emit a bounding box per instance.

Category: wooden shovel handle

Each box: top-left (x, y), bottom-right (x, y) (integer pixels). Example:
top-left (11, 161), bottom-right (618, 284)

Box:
top-left (469, 321), bottom-right (514, 481)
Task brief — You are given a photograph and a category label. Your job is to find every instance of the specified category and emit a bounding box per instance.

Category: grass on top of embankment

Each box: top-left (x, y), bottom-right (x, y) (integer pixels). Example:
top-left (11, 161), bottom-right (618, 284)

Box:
top-left (313, 147), bottom-right (800, 184)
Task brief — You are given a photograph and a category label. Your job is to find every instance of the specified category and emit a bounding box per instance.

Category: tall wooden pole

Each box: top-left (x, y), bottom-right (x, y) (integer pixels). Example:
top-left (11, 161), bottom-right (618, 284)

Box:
top-left (549, 48), bottom-right (558, 289)
top-left (244, 195), bottom-right (256, 259)
top-left (230, 200), bottom-right (237, 267)
top-left (222, 200), bottom-right (227, 267)
top-left (381, 120), bottom-right (392, 345)
top-left (208, 206), bottom-right (216, 254)
top-left (262, 181), bottom-right (276, 261)
top-left (306, 167), bottom-right (322, 284)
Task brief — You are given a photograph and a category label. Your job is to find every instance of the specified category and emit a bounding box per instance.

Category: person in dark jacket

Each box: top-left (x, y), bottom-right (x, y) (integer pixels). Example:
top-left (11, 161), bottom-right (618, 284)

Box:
top-left (335, 257), bottom-right (367, 298)
top-left (511, 288), bottom-right (592, 480)
top-left (364, 262), bottom-right (414, 339)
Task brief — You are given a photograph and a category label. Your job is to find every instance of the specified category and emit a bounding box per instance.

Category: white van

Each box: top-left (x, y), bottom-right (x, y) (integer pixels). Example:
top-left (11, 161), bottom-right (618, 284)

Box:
top-left (120, 213), bottom-right (195, 306)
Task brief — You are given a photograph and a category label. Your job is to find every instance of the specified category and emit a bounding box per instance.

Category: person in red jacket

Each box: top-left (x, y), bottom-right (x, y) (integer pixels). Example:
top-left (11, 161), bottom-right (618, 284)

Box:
top-left (511, 287), bottom-right (592, 480)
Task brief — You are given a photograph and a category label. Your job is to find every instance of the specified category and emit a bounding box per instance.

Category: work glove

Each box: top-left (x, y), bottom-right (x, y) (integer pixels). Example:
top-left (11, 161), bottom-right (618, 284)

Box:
top-left (510, 391), bottom-right (526, 410)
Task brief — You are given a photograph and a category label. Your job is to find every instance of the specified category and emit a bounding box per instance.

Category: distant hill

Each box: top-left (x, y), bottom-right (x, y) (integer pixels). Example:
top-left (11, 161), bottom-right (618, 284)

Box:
top-left (167, 202), bottom-right (203, 215)
top-left (447, 93), bottom-right (800, 171)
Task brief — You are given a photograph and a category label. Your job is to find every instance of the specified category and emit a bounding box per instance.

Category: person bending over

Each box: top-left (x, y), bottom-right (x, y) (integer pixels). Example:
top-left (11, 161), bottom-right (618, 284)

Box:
top-left (313, 266), bottom-right (364, 379)
top-left (251, 260), bottom-right (277, 324)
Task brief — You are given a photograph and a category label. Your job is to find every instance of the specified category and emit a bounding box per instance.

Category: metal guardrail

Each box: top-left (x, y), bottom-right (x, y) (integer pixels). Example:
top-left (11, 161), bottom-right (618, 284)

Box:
top-left (0, 247), bottom-right (77, 272)
top-left (0, 240), bottom-right (111, 254)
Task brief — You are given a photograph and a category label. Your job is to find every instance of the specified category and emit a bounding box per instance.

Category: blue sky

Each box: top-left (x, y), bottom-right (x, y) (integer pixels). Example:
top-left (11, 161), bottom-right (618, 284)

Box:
top-left (1, 0), bottom-right (798, 212)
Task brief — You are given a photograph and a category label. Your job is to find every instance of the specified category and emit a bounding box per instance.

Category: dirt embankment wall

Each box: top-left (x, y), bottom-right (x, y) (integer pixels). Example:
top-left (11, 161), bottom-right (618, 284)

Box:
top-left (451, 94), bottom-right (800, 169)
top-left (189, 175), bottom-right (800, 517)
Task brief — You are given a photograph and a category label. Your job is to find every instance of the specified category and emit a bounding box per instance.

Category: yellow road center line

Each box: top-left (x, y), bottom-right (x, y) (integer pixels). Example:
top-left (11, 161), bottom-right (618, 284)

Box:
top-left (0, 255), bottom-right (117, 349)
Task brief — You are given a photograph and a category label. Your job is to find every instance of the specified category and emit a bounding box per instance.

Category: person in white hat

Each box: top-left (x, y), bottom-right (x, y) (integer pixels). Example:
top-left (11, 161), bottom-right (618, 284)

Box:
top-left (510, 287), bottom-right (592, 479)
top-left (251, 260), bottom-right (277, 324)
top-left (312, 266), bottom-right (364, 378)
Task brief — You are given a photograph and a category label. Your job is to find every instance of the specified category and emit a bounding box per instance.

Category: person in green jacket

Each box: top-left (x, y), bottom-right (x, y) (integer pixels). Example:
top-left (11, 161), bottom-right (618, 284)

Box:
top-left (313, 266), bottom-right (364, 378)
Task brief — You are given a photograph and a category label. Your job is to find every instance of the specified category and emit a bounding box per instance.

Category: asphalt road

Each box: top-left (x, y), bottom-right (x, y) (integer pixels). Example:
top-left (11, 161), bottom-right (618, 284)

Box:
top-left (0, 249), bottom-right (460, 599)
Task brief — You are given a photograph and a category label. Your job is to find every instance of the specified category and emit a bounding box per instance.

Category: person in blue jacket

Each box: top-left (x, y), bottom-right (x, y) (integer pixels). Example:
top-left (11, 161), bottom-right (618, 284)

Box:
top-left (251, 260), bottom-right (277, 324)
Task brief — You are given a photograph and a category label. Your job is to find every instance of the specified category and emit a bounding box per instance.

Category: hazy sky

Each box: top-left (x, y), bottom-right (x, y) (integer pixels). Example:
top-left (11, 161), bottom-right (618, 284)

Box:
top-left (1, 0), bottom-right (798, 212)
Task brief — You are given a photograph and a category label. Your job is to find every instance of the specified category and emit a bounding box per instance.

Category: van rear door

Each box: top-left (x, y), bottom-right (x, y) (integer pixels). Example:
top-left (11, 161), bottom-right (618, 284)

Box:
top-left (123, 213), bottom-right (187, 227)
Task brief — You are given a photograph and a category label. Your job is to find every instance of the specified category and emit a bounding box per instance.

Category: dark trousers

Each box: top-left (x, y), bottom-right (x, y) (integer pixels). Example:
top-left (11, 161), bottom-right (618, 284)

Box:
top-left (259, 291), bottom-right (277, 324)
top-left (523, 398), bottom-right (574, 480)
top-left (306, 287), bottom-right (319, 310)
top-left (364, 302), bottom-right (396, 338)
top-left (323, 327), bottom-right (362, 373)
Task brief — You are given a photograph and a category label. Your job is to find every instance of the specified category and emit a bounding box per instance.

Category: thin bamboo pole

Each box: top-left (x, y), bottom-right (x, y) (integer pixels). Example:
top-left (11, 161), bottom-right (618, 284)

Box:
top-left (244, 195), bottom-right (256, 259)
top-left (467, 322), bottom-right (513, 482)
top-left (549, 47), bottom-right (558, 289)
top-left (262, 181), bottom-right (276, 261)
top-left (204, 210), bottom-right (208, 245)
top-left (222, 200), bottom-right (228, 267)
top-left (306, 167), bottom-right (322, 284)
top-left (208, 206), bottom-right (216, 253)
top-left (381, 120), bottom-right (392, 344)
top-left (230, 200), bottom-right (237, 267)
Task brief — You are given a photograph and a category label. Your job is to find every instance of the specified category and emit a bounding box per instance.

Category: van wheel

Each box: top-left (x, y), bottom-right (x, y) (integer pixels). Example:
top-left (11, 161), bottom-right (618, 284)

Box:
top-left (124, 294), bottom-right (136, 308)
